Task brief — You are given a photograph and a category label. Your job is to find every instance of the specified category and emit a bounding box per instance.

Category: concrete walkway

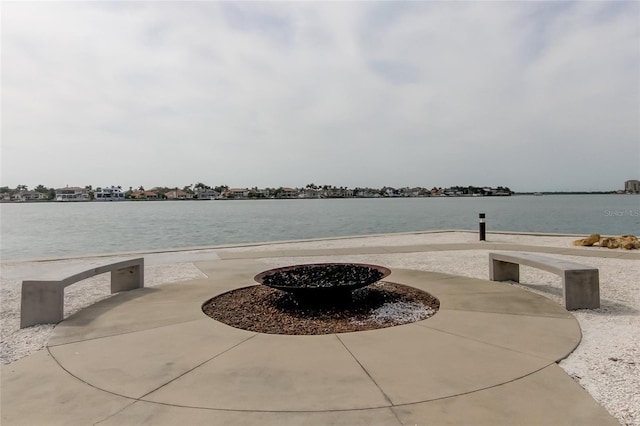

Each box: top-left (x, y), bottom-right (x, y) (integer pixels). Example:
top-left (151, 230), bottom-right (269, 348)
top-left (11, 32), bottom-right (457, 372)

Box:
top-left (1, 244), bottom-right (620, 425)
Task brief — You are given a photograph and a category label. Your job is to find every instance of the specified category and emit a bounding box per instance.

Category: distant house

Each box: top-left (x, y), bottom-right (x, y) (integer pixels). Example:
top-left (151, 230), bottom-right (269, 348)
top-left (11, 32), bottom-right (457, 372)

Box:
top-left (253, 188), bottom-right (269, 198)
top-left (410, 187), bottom-right (429, 197)
top-left (55, 186), bottom-right (89, 202)
top-left (165, 189), bottom-right (192, 200)
top-left (94, 186), bottom-right (125, 201)
top-left (194, 188), bottom-right (220, 200)
top-left (385, 188), bottom-right (400, 197)
top-left (320, 187), bottom-right (347, 198)
top-left (225, 188), bottom-right (249, 199)
top-left (355, 189), bottom-right (380, 198)
top-left (144, 191), bottom-right (159, 200)
top-left (430, 187), bottom-right (445, 196)
top-left (12, 191), bottom-right (48, 202)
top-left (341, 188), bottom-right (354, 198)
top-left (130, 190), bottom-right (159, 200)
top-left (493, 188), bottom-right (511, 196)
top-left (280, 187), bottom-right (299, 198)
top-left (300, 188), bottom-right (321, 199)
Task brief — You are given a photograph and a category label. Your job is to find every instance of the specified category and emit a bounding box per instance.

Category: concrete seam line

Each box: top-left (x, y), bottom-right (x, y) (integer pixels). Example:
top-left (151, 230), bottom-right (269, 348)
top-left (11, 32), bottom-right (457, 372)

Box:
top-left (334, 334), bottom-right (396, 409)
top-left (45, 333), bottom-right (259, 402)
top-left (412, 320), bottom-right (574, 362)
top-left (136, 333), bottom-right (259, 400)
top-left (389, 362), bottom-right (558, 409)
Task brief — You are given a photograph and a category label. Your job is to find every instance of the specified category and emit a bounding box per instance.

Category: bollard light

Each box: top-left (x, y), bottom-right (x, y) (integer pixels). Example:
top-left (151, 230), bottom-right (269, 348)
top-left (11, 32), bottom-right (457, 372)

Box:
top-left (479, 213), bottom-right (486, 241)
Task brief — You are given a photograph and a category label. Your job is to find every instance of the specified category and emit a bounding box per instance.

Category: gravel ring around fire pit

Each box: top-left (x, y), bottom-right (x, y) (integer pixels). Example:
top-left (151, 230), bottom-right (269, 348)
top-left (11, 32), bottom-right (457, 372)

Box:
top-left (202, 281), bottom-right (440, 335)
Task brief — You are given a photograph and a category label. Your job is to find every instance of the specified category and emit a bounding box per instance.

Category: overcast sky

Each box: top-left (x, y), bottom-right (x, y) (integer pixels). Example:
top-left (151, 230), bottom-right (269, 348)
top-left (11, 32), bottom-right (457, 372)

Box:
top-left (2, 1), bottom-right (638, 192)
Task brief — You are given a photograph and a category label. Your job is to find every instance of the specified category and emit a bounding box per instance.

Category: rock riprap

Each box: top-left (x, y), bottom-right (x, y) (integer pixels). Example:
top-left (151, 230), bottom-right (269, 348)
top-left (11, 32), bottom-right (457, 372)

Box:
top-left (573, 234), bottom-right (639, 250)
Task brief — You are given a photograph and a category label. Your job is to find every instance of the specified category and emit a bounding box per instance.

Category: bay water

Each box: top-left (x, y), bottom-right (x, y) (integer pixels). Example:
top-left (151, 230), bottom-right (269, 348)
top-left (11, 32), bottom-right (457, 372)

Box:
top-left (1, 195), bottom-right (638, 261)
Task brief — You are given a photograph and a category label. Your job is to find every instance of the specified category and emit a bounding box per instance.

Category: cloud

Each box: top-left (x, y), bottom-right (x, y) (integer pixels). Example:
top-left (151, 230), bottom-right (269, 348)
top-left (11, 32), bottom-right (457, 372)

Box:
top-left (1, 1), bottom-right (638, 191)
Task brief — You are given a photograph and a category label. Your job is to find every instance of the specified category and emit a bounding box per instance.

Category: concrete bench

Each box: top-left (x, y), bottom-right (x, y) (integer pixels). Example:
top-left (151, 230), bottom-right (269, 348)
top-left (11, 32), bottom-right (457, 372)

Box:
top-left (20, 258), bottom-right (144, 328)
top-left (489, 252), bottom-right (599, 310)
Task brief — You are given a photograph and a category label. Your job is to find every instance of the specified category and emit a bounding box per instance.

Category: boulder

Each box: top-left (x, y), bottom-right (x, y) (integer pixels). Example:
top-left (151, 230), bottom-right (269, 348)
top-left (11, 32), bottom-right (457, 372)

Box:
top-left (576, 234), bottom-right (639, 250)
top-left (573, 234), bottom-right (601, 246)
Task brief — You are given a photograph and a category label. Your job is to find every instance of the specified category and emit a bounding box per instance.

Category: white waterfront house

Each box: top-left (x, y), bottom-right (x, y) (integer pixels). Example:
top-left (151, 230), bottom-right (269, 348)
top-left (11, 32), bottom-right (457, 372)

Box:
top-left (12, 191), bottom-right (48, 202)
top-left (94, 186), bottom-right (125, 201)
top-left (55, 186), bottom-right (90, 202)
top-left (194, 188), bottom-right (220, 200)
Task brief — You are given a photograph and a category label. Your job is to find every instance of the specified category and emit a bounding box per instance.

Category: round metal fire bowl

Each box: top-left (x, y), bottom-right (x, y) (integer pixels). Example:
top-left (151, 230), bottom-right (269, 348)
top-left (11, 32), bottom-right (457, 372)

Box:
top-left (254, 263), bottom-right (391, 300)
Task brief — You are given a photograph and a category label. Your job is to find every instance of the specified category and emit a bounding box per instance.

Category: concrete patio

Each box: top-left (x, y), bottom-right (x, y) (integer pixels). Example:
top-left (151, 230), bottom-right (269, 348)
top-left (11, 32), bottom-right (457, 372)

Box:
top-left (1, 244), bottom-right (620, 425)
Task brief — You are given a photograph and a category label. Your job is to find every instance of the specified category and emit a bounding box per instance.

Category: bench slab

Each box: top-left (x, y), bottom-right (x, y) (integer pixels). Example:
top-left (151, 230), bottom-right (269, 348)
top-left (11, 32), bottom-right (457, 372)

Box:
top-left (489, 252), bottom-right (599, 310)
top-left (20, 258), bottom-right (144, 328)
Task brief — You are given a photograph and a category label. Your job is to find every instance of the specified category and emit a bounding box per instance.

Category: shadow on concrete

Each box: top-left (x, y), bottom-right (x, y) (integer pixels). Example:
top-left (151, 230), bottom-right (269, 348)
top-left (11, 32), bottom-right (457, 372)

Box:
top-left (61, 287), bottom-right (161, 326)
top-left (513, 282), bottom-right (638, 316)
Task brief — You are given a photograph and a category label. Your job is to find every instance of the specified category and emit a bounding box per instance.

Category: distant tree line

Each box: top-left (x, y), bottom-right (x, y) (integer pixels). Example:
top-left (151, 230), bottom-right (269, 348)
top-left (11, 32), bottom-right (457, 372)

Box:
top-left (1, 182), bottom-right (517, 201)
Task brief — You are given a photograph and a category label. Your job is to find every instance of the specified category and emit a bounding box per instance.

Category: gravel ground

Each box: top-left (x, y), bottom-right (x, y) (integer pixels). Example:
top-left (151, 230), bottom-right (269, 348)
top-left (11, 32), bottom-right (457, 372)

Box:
top-left (1, 231), bottom-right (638, 425)
top-left (202, 281), bottom-right (439, 334)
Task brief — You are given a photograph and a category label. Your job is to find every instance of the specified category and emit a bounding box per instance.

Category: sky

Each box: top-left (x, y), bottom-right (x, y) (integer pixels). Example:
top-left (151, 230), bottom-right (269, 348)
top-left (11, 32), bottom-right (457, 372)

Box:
top-left (1, 1), bottom-right (638, 192)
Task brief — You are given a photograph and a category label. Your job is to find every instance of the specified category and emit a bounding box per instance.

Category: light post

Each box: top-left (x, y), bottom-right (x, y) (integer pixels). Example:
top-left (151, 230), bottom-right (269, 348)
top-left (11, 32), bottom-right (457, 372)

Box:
top-left (479, 213), bottom-right (486, 241)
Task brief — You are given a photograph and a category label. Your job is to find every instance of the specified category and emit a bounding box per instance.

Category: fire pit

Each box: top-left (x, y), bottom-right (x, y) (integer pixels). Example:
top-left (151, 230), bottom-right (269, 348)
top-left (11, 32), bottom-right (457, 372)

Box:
top-left (254, 263), bottom-right (391, 302)
top-left (203, 262), bottom-right (440, 334)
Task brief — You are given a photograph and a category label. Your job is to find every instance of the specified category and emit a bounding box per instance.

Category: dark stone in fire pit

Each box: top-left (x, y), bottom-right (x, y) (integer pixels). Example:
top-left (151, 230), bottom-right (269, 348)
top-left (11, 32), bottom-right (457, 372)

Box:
top-left (254, 263), bottom-right (391, 302)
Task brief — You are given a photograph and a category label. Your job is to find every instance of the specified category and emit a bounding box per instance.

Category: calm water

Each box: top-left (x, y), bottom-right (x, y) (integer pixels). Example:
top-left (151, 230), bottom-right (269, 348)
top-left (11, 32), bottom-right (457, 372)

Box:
top-left (1, 195), bottom-right (638, 260)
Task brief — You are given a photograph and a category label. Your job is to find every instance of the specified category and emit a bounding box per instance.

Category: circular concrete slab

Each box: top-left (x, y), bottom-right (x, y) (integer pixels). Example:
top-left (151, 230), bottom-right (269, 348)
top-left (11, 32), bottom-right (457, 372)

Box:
top-left (47, 267), bottom-right (581, 412)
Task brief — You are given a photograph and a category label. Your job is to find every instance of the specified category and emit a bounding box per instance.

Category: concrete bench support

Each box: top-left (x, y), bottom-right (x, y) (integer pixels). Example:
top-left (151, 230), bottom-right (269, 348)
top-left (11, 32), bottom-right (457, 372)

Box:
top-left (489, 252), bottom-right (599, 310)
top-left (20, 258), bottom-right (144, 328)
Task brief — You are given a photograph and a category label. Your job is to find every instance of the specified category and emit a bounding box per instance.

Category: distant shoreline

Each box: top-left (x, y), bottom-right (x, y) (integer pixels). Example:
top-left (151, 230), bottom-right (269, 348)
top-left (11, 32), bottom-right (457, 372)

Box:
top-left (1, 192), bottom-right (636, 204)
